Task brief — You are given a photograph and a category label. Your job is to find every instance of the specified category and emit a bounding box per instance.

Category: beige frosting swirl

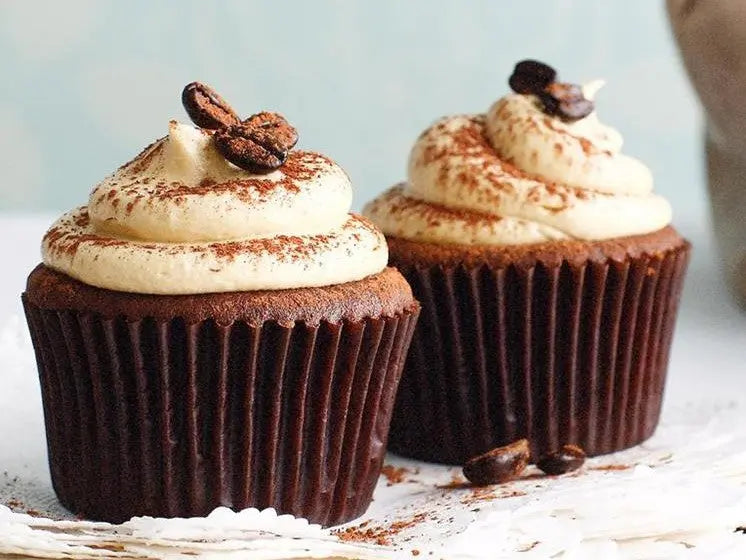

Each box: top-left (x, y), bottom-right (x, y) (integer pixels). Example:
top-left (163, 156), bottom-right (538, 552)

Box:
top-left (43, 121), bottom-right (387, 294)
top-left (364, 82), bottom-right (672, 245)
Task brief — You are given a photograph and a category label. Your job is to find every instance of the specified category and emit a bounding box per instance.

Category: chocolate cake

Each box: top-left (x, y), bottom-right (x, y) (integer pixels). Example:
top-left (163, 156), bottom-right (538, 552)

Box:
top-left (364, 61), bottom-right (690, 464)
top-left (22, 83), bottom-right (419, 525)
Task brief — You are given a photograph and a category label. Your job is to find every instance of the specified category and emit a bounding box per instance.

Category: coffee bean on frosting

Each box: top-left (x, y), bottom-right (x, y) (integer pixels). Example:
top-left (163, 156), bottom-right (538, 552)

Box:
top-left (509, 60), bottom-right (558, 94)
top-left (543, 82), bottom-right (595, 121)
top-left (182, 82), bottom-right (241, 130)
top-left (214, 112), bottom-right (298, 173)
top-left (509, 60), bottom-right (594, 122)
top-left (243, 111), bottom-right (299, 153)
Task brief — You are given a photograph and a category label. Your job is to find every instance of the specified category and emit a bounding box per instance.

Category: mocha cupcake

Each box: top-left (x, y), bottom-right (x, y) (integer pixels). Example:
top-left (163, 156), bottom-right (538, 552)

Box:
top-left (364, 61), bottom-right (690, 465)
top-left (22, 83), bottom-right (419, 526)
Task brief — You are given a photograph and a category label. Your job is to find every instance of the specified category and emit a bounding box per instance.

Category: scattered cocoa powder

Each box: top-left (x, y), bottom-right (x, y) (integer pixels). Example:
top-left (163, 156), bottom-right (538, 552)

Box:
top-left (6, 498), bottom-right (23, 509)
top-left (334, 513), bottom-right (429, 546)
top-left (590, 464), bottom-right (632, 472)
top-left (460, 487), bottom-right (527, 505)
top-left (381, 465), bottom-right (409, 486)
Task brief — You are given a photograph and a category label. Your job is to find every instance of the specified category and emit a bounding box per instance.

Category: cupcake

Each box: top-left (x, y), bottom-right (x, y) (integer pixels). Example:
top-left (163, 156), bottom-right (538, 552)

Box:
top-left (22, 83), bottom-right (419, 526)
top-left (364, 61), bottom-right (690, 465)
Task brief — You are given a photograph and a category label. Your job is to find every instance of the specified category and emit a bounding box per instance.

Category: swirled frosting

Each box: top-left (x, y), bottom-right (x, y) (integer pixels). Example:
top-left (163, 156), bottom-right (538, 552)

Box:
top-left (364, 82), bottom-right (672, 245)
top-left (42, 121), bottom-right (387, 294)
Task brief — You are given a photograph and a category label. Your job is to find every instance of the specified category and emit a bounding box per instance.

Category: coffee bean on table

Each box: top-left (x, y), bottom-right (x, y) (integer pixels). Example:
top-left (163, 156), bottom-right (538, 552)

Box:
top-left (536, 444), bottom-right (586, 475)
top-left (182, 82), bottom-right (241, 130)
top-left (214, 112), bottom-right (298, 173)
top-left (462, 439), bottom-right (531, 486)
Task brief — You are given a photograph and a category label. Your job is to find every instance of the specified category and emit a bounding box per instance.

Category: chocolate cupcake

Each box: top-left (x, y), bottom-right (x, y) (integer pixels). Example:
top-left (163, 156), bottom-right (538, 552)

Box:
top-left (22, 84), bottom-right (419, 526)
top-left (364, 61), bottom-right (690, 465)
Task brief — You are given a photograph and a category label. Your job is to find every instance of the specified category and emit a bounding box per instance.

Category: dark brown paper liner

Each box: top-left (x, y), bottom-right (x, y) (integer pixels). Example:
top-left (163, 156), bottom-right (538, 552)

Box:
top-left (21, 301), bottom-right (419, 526)
top-left (387, 245), bottom-right (690, 465)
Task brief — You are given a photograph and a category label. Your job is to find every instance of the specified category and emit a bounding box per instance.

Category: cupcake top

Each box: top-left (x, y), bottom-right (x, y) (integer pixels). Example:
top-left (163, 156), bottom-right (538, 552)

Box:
top-left (364, 60), bottom-right (672, 245)
top-left (42, 83), bottom-right (387, 295)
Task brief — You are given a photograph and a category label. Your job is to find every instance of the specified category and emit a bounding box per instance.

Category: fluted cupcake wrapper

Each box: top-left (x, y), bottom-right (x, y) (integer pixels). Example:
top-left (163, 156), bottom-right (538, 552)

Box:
top-left (21, 301), bottom-right (419, 526)
top-left (388, 246), bottom-right (690, 465)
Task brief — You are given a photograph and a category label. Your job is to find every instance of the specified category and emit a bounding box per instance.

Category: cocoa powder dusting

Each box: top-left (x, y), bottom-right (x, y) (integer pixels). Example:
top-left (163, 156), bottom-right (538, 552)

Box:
top-left (141, 151), bottom-right (329, 205)
top-left (126, 140), bottom-right (164, 175)
top-left (334, 513), bottom-right (429, 546)
top-left (382, 186), bottom-right (502, 229)
top-left (73, 210), bottom-right (90, 228)
top-left (416, 115), bottom-right (581, 215)
top-left (460, 487), bottom-right (527, 505)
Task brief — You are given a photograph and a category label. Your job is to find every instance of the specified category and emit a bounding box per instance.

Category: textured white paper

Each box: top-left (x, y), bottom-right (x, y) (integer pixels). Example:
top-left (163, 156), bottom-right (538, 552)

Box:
top-left (1, 315), bottom-right (745, 559)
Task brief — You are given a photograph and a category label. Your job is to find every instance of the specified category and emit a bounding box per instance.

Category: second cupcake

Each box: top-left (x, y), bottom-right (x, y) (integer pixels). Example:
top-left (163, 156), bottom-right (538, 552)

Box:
top-left (364, 61), bottom-right (690, 464)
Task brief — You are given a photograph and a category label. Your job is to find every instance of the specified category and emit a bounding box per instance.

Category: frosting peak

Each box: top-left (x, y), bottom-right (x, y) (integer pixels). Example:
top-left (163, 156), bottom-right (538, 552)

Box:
top-left (88, 121), bottom-right (352, 243)
top-left (484, 83), bottom-right (653, 196)
top-left (43, 120), bottom-right (386, 294)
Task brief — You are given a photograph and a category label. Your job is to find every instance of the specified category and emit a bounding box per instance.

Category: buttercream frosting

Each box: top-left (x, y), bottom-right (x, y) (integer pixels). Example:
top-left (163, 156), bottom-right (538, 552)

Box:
top-left (42, 121), bottom-right (387, 294)
top-left (364, 82), bottom-right (671, 245)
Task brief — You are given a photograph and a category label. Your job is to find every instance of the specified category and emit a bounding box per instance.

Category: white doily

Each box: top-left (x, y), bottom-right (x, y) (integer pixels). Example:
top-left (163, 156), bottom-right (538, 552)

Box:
top-left (0, 315), bottom-right (744, 559)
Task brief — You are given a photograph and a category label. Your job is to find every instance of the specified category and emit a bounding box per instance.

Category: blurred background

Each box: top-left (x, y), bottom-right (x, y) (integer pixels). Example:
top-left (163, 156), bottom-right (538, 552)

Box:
top-left (0, 0), bottom-right (702, 219)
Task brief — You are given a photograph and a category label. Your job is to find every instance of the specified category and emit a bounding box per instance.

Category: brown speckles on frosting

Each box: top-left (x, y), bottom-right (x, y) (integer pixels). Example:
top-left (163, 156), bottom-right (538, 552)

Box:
top-left (364, 84), bottom-right (671, 245)
top-left (42, 120), bottom-right (388, 294)
top-left (44, 212), bottom-right (130, 258)
top-left (126, 140), bottom-right (165, 176)
top-left (86, 122), bottom-right (355, 244)
top-left (103, 150), bottom-right (330, 217)
top-left (409, 114), bottom-right (591, 215)
top-left (43, 206), bottom-right (387, 294)
top-left (47, 207), bottom-right (366, 263)
top-left (364, 185), bottom-right (570, 246)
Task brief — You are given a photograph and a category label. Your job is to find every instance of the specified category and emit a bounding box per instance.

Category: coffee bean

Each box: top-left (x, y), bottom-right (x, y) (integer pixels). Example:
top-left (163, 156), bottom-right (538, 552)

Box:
top-left (536, 444), bottom-right (586, 475)
top-left (542, 82), bottom-right (594, 121)
top-left (546, 82), bottom-right (584, 101)
top-left (462, 439), bottom-right (530, 486)
top-left (214, 112), bottom-right (298, 173)
top-left (509, 60), bottom-right (557, 94)
top-left (243, 111), bottom-right (298, 153)
top-left (558, 98), bottom-right (595, 120)
top-left (182, 82), bottom-right (240, 130)
top-left (537, 91), bottom-right (561, 115)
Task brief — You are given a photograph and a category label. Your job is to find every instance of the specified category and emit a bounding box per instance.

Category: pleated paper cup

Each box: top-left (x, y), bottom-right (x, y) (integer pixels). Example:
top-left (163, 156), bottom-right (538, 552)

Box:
top-left (22, 298), bottom-right (418, 526)
top-left (387, 233), bottom-right (690, 465)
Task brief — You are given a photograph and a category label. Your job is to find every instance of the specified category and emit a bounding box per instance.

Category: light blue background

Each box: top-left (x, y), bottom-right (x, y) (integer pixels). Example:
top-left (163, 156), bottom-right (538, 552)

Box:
top-left (0, 0), bottom-right (703, 221)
